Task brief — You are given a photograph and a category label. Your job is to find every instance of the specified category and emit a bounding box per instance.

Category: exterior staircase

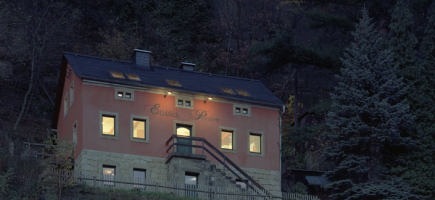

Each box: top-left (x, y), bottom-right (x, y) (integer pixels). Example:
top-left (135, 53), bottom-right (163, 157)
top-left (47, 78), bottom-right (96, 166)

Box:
top-left (165, 135), bottom-right (269, 196)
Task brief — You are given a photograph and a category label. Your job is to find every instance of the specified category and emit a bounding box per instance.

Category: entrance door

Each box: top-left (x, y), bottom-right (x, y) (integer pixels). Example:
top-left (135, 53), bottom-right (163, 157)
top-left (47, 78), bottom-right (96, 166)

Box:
top-left (176, 125), bottom-right (192, 154)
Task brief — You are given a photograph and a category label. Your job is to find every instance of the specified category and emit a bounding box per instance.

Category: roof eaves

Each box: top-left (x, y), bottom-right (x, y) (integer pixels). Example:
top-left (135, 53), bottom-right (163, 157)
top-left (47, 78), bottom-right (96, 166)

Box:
top-left (81, 76), bottom-right (284, 107)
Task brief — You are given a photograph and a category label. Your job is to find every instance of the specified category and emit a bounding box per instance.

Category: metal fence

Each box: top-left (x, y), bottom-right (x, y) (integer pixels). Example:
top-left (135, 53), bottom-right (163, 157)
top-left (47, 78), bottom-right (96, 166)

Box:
top-left (47, 169), bottom-right (320, 200)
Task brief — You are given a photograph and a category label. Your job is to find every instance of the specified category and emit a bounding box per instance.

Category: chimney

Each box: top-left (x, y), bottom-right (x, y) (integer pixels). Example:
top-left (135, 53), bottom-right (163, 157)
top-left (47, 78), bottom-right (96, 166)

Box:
top-left (178, 62), bottom-right (195, 71)
top-left (132, 49), bottom-right (151, 70)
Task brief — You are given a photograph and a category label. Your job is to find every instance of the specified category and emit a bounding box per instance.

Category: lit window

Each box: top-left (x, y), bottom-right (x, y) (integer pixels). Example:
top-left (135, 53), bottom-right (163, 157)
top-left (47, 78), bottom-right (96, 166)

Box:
top-left (221, 131), bottom-right (233, 150)
top-left (185, 101), bottom-right (191, 107)
top-left (102, 116), bottom-right (115, 135)
top-left (103, 166), bottom-right (115, 187)
top-left (250, 134), bottom-right (261, 153)
top-left (235, 89), bottom-right (250, 97)
top-left (126, 74), bottom-right (141, 81)
top-left (125, 93), bottom-right (131, 99)
top-left (133, 119), bottom-right (146, 139)
top-left (117, 92), bottom-right (123, 98)
top-left (178, 100), bottom-right (184, 105)
top-left (133, 169), bottom-right (146, 189)
top-left (110, 71), bottom-right (125, 79)
top-left (242, 108), bottom-right (248, 114)
top-left (221, 87), bottom-right (236, 95)
top-left (235, 107), bottom-right (241, 113)
top-left (166, 79), bottom-right (182, 87)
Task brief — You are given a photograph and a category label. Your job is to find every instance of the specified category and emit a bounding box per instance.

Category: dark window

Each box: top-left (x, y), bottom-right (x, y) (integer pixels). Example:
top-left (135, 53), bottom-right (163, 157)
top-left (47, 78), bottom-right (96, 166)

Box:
top-left (178, 100), bottom-right (184, 105)
top-left (117, 92), bottom-right (123, 98)
top-left (235, 107), bottom-right (241, 113)
top-left (133, 169), bottom-right (146, 189)
top-left (185, 101), bottom-right (191, 106)
top-left (242, 108), bottom-right (248, 114)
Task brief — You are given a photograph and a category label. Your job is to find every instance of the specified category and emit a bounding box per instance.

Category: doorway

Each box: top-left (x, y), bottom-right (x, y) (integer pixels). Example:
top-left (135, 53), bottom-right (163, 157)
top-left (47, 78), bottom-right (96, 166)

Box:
top-left (176, 125), bottom-right (192, 154)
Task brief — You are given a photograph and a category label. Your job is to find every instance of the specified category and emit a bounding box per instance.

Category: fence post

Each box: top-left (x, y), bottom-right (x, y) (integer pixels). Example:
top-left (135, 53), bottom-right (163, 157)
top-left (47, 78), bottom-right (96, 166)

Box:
top-left (270, 193), bottom-right (273, 200)
top-left (202, 138), bottom-right (204, 155)
top-left (93, 176), bottom-right (96, 187)
top-left (213, 186), bottom-right (216, 199)
top-left (156, 182), bottom-right (159, 192)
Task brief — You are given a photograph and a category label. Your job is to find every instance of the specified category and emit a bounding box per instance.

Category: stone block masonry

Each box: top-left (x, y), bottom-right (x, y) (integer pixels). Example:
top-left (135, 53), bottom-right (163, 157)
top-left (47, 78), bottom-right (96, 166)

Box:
top-left (75, 149), bottom-right (280, 194)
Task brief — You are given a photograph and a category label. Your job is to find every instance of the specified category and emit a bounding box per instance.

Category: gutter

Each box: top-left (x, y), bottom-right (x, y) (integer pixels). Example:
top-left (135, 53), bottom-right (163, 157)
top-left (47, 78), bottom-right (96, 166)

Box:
top-left (279, 105), bottom-right (286, 188)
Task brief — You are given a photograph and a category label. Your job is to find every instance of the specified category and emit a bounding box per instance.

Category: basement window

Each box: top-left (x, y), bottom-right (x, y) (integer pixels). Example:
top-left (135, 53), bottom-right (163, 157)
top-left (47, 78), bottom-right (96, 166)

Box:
top-left (103, 166), bottom-right (115, 187)
top-left (220, 87), bottom-right (236, 95)
top-left (166, 79), bottom-right (182, 87)
top-left (110, 71), bottom-right (125, 79)
top-left (127, 74), bottom-right (141, 81)
top-left (235, 89), bottom-right (250, 97)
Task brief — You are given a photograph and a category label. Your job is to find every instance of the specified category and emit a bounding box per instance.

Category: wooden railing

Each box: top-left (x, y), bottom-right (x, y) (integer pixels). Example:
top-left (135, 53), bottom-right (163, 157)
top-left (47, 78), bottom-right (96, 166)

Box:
top-left (166, 135), bottom-right (270, 197)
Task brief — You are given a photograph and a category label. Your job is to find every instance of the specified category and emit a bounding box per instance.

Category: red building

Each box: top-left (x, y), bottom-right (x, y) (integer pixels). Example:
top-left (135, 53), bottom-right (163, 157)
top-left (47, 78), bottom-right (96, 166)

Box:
top-left (52, 49), bottom-right (284, 193)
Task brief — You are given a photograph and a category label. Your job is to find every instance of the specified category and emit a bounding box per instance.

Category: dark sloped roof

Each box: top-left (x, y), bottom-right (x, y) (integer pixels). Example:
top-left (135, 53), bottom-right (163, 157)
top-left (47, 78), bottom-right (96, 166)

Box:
top-left (63, 52), bottom-right (284, 106)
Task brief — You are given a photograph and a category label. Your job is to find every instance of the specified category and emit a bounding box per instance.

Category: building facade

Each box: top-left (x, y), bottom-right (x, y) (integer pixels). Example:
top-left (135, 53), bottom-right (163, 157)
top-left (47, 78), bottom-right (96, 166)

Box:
top-left (52, 50), bottom-right (284, 193)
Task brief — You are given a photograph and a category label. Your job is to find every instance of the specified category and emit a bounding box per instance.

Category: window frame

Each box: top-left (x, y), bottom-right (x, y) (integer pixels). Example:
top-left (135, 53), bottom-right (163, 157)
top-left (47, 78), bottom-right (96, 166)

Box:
top-left (220, 87), bottom-right (236, 95)
top-left (64, 93), bottom-right (68, 118)
top-left (126, 74), bottom-right (141, 81)
top-left (70, 81), bottom-right (74, 108)
top-left (219, 126), bottom-right (237, 153)
top-left (235, 89), bottom-right (251, 97)
top-left (133, 168), bottom-right (146, 189)
top-left (99, 111), bottom-right (119, 140)
top-left (130, 115), bottom-right (150, 143)
top-left (115, 88), bottom-right (135, 101)
top-left (110, 71), bottom-right (125, 79)
top-left (102, 165), bottom-right (116, 187)
top-left (247, 130), bottom-right (265, 157)
top-left (175, 95), bottom-right (194, 109)
top-left (233, 104), bottom-right (251, 117)
top-left (166, 79), bottom-right (182, 87)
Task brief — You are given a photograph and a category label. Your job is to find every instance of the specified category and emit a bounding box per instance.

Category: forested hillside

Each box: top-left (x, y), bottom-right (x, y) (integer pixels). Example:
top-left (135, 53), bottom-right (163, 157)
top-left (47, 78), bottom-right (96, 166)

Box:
top-left (0, 0), bottom-right (434, 199)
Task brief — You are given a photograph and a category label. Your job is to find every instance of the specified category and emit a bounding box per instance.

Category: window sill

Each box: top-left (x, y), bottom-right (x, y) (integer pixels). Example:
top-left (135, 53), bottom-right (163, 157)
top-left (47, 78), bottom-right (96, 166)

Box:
top-left (220, 148), bottom-right (237, 154)
top-left (99, 134), bottom-right (119, 140)
top-left (247, 152), bottom-right (264, 157)
top-left (130, 138), bottom-right (149, 143)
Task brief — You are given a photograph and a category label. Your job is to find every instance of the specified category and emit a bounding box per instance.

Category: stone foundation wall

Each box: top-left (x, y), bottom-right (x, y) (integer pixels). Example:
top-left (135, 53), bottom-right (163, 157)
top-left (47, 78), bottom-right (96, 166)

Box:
top-left (75, 149), bottom-right (280, 193)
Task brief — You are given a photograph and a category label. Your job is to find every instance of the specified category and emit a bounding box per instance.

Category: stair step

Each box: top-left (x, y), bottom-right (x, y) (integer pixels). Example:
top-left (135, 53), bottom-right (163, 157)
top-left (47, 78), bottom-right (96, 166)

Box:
top-left (225, 176), bottom-right (232, 180)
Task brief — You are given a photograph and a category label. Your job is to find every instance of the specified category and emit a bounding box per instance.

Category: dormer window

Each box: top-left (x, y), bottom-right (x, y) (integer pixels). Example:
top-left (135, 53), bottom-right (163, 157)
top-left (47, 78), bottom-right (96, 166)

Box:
top-left (166, 79), bottom-right (181, 87)
top-left (126, 74), bottom-right (141, 81)
top-left (110, 71), bottom-right (125, 79)
top-left (221, 87), bottom-right (236, 95)
top-left (235, 89), bottom-right (250, 97)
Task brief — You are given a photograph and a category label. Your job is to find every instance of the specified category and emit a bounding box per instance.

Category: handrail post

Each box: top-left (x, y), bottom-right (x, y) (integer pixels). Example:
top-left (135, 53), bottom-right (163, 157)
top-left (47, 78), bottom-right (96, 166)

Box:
top-left (173, 135), bottom-right (175, 153)
top-left (202, 139), bottom-right (204, 155)
top-left (223, 155), bottom-right (226, 173)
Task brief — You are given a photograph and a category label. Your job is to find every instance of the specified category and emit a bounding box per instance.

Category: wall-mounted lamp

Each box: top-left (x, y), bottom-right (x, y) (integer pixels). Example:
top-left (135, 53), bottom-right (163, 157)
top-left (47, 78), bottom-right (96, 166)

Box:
top-left (204, 97), bottom-right (213, 103)
top-left (164, 91), bottom-right (172, 98)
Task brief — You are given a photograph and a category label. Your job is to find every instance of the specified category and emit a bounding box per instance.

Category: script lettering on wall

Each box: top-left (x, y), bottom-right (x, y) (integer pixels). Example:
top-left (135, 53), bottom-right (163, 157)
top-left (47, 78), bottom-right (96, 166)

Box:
top-left (145, 104), bottom-right (219, 122)
top-left (149, 104), bottom-right (180, 118)
top-left (189, 110), bottom-right (219, 122)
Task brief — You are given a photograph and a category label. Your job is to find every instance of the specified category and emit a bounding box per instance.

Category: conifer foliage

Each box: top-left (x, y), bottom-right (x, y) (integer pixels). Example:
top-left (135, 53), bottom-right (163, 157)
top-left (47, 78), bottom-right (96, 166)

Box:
top-left (387, 1), bottom-right (435, 199)
top-left (322, 8), bottom-right (418, 200)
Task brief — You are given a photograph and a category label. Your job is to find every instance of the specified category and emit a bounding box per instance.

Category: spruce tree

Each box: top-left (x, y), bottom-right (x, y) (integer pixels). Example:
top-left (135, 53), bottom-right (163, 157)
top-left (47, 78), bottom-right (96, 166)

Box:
top-left (390, 1), bottom-right (435, 198)
top-left (321, 8), bottom-right (418, 200)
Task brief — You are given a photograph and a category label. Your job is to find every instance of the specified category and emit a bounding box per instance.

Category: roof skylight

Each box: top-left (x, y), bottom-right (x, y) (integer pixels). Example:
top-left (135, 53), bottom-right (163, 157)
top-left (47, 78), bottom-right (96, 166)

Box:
top-left (166, 79), bottom-right (182, 87)
top-left (126, 74), bottom-right (141, 81)
top-left (235, 89), bottom-right (251, 97)
top-left (110, 71), bottom-right (125, 79)
top-left (221, 87), bottom-right (236, 95)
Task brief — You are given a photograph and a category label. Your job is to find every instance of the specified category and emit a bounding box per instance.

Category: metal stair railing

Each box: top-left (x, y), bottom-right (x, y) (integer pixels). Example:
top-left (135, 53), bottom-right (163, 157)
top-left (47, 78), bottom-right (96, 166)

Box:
top-left (166, 135), bottom-right (270, 197)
